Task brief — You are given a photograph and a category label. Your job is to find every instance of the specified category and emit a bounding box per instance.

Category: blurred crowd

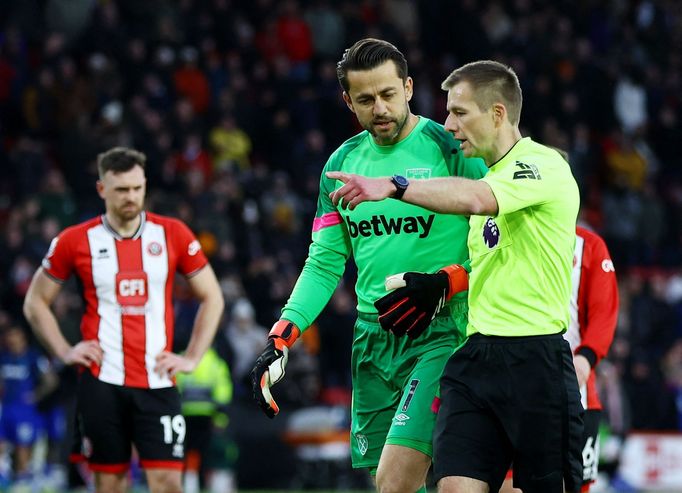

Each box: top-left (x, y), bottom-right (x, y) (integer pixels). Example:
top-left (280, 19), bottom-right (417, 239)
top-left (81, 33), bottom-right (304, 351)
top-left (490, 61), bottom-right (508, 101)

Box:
top-left (1, 0), bottom-right (681, 489)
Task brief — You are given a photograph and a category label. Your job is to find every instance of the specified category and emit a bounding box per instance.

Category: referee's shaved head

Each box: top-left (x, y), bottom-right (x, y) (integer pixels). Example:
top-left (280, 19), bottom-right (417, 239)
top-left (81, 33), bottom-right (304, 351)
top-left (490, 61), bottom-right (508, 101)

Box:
top-left (442, 60), bottom-right (522, 126)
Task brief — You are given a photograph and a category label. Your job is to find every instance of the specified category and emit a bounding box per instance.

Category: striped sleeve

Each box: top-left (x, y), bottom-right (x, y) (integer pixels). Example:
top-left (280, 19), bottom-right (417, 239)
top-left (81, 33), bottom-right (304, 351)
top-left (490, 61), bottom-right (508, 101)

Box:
top-left (42, 228), bottom-right (77, 282)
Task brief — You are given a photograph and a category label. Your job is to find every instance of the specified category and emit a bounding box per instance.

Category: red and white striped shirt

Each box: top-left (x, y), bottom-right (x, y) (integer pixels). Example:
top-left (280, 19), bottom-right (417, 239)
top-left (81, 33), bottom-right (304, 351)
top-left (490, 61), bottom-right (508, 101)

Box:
top-left (41, 212), bottom-right (208, 389)
top-left (565, 226), bottom-right (619, 410)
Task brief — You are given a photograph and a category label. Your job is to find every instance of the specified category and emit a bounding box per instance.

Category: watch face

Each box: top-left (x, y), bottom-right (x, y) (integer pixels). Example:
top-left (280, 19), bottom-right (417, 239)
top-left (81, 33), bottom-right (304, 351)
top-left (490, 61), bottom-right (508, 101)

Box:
top-left (393, 175), bottom-right (409, 187)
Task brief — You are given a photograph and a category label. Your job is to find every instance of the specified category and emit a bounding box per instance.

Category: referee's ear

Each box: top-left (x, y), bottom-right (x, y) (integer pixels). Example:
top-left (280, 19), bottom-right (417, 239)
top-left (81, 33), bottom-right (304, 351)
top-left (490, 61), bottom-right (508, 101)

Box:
top-left (492, 102), bottom-right (507, 128)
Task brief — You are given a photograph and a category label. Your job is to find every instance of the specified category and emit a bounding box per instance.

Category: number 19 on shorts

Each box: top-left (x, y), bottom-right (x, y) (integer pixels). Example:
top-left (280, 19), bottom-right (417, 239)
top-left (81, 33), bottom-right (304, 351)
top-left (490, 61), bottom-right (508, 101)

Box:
top-left (160, 415), bottom-right (186, 444)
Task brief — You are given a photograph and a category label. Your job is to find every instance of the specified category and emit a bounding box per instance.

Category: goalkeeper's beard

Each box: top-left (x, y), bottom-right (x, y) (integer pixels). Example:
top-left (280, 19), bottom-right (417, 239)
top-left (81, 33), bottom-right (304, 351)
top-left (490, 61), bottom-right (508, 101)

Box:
top-left (364, 104), bottom-right (409, 145)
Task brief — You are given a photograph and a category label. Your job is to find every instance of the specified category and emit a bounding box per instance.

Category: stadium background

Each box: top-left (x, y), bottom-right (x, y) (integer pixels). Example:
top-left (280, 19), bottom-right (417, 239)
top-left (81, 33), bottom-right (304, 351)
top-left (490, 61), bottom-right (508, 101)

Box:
top-left (0, 0), bottom-right (681, 491)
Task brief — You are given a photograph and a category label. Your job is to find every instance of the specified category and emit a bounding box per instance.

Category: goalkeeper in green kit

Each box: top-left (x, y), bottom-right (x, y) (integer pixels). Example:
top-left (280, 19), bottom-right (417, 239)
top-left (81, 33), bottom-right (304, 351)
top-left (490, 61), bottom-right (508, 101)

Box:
top-left (250, 38), bottom-right (487, 492)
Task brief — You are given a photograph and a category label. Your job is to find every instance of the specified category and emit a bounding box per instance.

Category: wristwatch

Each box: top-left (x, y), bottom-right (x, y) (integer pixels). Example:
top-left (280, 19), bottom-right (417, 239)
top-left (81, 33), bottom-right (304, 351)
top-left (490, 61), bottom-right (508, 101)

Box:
top-left (391, 175), bottom-right (409, 200)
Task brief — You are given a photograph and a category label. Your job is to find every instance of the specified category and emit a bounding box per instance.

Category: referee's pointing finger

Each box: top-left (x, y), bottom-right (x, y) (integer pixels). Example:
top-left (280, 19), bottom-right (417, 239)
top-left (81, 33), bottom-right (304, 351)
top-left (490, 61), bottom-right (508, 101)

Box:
top-left (326, 171), bottom-right (349, 182)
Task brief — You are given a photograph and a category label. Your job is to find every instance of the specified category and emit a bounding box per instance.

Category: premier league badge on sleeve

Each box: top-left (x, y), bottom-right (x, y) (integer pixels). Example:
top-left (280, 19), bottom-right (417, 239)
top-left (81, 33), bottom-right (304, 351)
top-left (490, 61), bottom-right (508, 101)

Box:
top-left (483, 217), bottom-right (500, 248)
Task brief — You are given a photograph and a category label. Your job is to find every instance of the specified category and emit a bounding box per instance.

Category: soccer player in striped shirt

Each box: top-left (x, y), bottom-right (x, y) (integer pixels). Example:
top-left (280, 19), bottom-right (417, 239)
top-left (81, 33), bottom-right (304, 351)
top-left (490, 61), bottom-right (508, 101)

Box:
top-left (23, 147), bottom-right (224, 493)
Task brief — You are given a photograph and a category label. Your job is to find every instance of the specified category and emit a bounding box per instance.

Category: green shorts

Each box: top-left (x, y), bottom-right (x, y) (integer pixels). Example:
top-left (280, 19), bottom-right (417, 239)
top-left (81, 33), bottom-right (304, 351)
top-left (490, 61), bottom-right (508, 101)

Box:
top-left (350, 301), bottom-right (468, 470)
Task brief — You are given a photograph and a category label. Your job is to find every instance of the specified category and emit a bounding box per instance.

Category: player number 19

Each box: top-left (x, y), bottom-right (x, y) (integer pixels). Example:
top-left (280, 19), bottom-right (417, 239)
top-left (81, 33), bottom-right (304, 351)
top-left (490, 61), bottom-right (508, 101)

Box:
top-left (160, 415), bottom-right (186, 444)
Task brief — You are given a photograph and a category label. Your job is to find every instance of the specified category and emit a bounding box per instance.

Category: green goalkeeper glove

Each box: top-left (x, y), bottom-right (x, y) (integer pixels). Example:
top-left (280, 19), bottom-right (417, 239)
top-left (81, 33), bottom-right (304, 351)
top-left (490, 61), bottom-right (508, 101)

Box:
top-left (374, 264), bottom-right (468, 339)
top-left (250, 320), bottom-right (300, 418)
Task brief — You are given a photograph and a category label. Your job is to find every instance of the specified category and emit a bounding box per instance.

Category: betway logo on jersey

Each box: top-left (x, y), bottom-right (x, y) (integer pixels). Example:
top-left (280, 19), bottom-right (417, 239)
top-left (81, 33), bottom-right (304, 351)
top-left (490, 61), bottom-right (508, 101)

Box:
top-left (345, 214), bottom-right (434, 238)
top-left (116, 271), bottom-right (149, 309)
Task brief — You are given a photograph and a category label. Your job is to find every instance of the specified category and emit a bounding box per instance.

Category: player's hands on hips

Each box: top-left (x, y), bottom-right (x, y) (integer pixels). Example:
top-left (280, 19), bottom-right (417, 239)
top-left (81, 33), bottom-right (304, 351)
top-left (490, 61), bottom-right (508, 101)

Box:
top-left (62, 340), bottom-right (103, 367)
top-left (326, 171), bottom-right (395, 210)
top-left (573, 354), bottom-right (591, 388)
top-left (250, 320), bottom-right (300, 418)
top-left (154, 351), bottom-right (198, 378)
top-left (375, 265), bottom-right (468, 339)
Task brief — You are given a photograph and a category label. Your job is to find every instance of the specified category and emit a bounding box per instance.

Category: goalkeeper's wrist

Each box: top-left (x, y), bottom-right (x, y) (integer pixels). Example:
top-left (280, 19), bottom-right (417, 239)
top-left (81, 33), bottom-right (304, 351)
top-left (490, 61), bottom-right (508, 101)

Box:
top-left (438, 264), bottom-right (469, 301)
top-left (268, 320), bottom-right (300, 349)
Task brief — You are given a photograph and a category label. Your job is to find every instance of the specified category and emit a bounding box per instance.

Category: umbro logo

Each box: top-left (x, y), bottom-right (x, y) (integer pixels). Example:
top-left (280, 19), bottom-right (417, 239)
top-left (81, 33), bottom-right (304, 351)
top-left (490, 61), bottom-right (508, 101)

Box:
top-left (394, 413), bottom-right (411, 423)
top-left (97, 248), bottom-right (110, 259)
top-left (512, 161), bottom-right (541, 180)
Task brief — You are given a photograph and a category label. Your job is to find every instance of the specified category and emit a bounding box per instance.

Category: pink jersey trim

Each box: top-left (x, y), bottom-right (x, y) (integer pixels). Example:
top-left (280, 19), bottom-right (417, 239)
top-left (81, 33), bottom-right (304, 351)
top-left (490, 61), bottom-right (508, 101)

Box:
top-left (312, 212), bottom-right (343, 232)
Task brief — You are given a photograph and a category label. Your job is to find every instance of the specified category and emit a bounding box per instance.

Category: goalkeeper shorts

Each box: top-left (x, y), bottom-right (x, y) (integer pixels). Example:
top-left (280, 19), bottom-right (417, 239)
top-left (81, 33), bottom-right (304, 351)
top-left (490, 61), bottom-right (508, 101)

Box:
top-left (350, 301), bottom-right (467, 470)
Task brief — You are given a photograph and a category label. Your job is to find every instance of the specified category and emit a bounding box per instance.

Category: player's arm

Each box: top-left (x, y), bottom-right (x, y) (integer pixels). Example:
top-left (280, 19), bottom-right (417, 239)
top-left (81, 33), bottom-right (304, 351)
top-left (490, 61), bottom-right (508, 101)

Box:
top-left (251, 163), bottom-right (351, 418)
top-left (23, 268), bottom-right (102, 367)
top-left (251, 230), bottom-right (350, 418)
top-left (574, 233), bottom-right (619, 384)
top-left (154, 264), bottom-right (225, 377)
top-left (326, 171), bottom-right (498, 215)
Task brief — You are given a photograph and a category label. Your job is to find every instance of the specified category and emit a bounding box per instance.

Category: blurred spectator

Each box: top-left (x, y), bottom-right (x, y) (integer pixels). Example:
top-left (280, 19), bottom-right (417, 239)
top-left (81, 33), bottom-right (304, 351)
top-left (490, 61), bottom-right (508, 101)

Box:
top-left (260, 171), bottom-right (303, 249)
top-left (177, 347), bottom-right (235, 493)
top-left (173, 133), bottom-right (214, 187)
top-left (0, 326), bottom-right (57, 488)
top-left (602, 130), bottom-right (648, 191)
top-left (222, 298), bottom-right (267, 391)
top-left (661, 339), bottom-right (682, 429)
top-left (304, 0), bottom-right (345, 59)
top-left (174, 46), bottom-right (211, 114)
top-left (276, 0), bottom-right (313, 79)
top-left (614, 67), bottom-right (648, 134)
top-left (209, 114), bottom-right (252, 171)
top-left (45, 0), bottom-right (95, 43)
top-left (9, 137), bottom-right (50, 200)
top-left (36, 169), bottom-right (77, 229)
top-left (600, 184), bottom-right (642, 267)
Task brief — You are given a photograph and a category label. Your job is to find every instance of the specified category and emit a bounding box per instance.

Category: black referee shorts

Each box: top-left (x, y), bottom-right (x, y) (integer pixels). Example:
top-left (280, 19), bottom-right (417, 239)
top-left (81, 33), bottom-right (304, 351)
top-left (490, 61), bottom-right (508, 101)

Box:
top-left (433, 332), bottom-right (584, 493)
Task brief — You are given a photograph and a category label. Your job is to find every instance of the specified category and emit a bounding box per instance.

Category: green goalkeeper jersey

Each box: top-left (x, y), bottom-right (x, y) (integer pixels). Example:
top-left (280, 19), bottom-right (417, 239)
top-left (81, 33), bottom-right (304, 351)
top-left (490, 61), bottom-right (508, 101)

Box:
top-left (281, 117), bottom-right (487, 330)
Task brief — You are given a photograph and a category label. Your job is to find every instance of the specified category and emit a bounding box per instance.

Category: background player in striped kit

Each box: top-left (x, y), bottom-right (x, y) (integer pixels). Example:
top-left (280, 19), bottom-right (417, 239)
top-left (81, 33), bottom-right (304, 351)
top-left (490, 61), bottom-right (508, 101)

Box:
top-left (23, 146), bottom-right (224, 493)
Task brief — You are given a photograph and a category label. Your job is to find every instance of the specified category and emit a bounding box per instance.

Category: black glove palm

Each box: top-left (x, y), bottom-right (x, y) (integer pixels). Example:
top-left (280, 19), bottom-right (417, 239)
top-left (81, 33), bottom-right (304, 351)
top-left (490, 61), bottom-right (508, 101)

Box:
top-left (374, 271), bottom-right (449, 339)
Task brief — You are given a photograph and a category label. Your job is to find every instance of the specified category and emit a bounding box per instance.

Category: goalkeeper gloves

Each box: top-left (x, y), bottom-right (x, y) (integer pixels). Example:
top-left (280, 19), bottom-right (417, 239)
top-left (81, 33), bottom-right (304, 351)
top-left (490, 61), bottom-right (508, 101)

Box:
top-left (250, 320), bottom-right (300, 418)
top-left (374, 264), bottom-right (468, 339)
